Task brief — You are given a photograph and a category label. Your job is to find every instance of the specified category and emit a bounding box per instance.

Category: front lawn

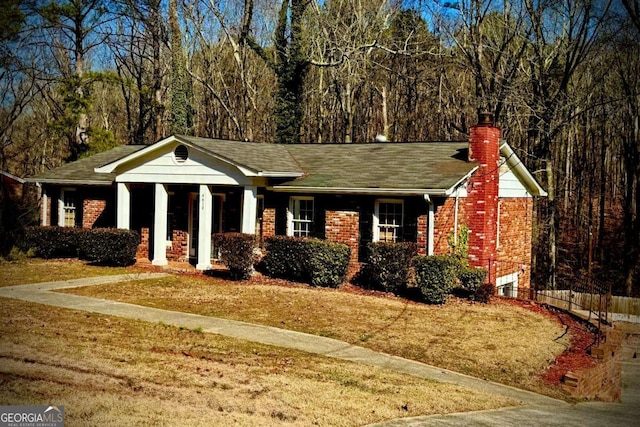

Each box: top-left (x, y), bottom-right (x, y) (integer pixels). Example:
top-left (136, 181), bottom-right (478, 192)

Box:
top-left (0, 258), bottom-right (135, 287)
top-left (49, 260), bottom-right (568, 397)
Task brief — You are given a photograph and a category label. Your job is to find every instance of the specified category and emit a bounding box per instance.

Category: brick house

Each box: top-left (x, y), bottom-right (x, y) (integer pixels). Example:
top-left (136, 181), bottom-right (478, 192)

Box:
top-left (27, 114), bottom-right (545, 294)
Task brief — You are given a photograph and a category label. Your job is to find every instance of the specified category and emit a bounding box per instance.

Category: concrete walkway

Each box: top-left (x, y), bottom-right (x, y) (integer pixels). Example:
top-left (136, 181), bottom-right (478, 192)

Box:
top-left (1, 274), bottom-right (637, 426)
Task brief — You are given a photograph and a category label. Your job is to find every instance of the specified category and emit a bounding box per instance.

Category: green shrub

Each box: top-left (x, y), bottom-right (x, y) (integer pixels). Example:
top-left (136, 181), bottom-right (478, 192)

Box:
top-left (7, 246), bottom-right (36, 261)
top-left (474, 283), bottom-right (495, 303)
top-left (458, 267), bottom-right (488, 293)
top-left (261, 236), bottom-right (310, 282)
top-left (361, 242), bottom-right (417, 293)
top-left (23, 226), bottom-right (83, 258)
top-left (307, 239), bottom-right (351, 288)
top-left (77, 228), bottom-right (140, 266)
top-left (262, 236), bottom-right (350, 287)
top-left (414, 255), bottom-right (461, 304)
top-left (213, 233), bottom-right (257, 280)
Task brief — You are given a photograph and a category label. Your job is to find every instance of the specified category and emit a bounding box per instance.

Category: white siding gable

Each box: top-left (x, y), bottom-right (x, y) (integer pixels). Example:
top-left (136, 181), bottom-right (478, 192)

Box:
top-left (115, 143), bottom-right (251, 185)
top-left (499, 160), bottom-right (531, 198)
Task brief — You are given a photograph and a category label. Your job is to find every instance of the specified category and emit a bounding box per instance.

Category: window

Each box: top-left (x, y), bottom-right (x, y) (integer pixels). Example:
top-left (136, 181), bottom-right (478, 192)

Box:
top-left (497, 273), bottom-right (519, 298)
top-left (374, 199), bottom-right (403, 242)
top-left (60, 189), bottom-right (76, 227)
top-left (288, 197), bottom-right (314, 237)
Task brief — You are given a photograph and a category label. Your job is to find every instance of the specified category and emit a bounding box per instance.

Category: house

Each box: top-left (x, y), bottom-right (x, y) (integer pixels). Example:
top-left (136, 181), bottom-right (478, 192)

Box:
top-left (27, 114), bottom-right (546, 294)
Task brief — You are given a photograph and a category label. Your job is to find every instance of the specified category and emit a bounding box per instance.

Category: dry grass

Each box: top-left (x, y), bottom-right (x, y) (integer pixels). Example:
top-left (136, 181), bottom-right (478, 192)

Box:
top-left (0, 258), bottom-right (134, 287)
top-left (47, 265), bottom-right (569, 397)
top-left (0, 296), bottom-right (513, 426)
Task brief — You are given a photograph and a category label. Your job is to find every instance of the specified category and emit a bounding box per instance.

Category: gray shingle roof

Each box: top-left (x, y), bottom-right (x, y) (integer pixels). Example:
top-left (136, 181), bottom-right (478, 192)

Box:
top-left (28, 138), bottom-right (477, 194)
top-left (27, 145), bottom-right (145, 185)
top-left (280, 142), bottom-right (475, 193)
top-left (177, 136), bottom-right (303, 174)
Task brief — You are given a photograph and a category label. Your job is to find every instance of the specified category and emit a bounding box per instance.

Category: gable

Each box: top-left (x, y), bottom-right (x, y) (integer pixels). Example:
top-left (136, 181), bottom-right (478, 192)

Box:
top-left (499, 161), bottom-right (530, 197)
top-left (112, 141), bottom-right (253, 185)
top-left (499, 143), bottom-right (547, 197)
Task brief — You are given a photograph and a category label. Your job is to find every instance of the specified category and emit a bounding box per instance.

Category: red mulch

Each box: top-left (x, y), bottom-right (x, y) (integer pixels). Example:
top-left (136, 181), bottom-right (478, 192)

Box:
top-left (497, 298), bottom-right (599, 385)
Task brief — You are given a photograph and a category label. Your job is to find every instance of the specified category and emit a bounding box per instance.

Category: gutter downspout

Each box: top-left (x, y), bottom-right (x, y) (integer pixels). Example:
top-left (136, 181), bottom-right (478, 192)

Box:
top-left (424, 194), bottom-right (434, 255)
top-left (454, 194), bottom-right (459, 246)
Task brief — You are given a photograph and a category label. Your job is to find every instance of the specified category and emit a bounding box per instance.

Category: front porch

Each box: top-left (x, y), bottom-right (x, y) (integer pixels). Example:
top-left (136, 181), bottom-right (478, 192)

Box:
top-left (123, 183), bottom-right (261, 270)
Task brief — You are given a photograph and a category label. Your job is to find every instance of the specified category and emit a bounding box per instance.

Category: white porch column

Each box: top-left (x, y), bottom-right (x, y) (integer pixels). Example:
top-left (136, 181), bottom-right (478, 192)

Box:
top-left (116, 182), bottom-right (131, 229)
top-left (241, 186), bottom-right (257, 234)
top-left (152, 183), bottom-right (168, 266)
top-left (41, 189), bottom-right (48, 226)
top-left (196, 184), bottom-right (213, 270)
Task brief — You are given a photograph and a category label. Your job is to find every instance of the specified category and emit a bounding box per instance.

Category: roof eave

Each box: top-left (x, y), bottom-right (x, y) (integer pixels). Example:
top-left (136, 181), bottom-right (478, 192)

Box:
top-left (259, 171), bottom-right (305, 178)
top-left (444, 166), bottom-right (479, 195)
top-left (270, 186), bottom-right (450, 196)
top-left (25, 178), bottom-right (114, 186)
top-left (1, 170), bottom-right (25, 184)
top-left (94, 135), bottom-right (183, 173)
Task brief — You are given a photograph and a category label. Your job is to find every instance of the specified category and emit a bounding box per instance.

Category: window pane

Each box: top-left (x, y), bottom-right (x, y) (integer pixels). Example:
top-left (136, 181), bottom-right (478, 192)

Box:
top-left (63, 193), bottom-right (76, 227)
top-left (291, 197), bottom-right (313, 237)
top-left (377, 201), bottom-right (402, 243)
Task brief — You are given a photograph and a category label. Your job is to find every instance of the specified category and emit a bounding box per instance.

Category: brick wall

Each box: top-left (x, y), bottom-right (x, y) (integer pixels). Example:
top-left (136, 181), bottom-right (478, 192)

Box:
top-left (561, 326), bottom-right (622, 402)
top-left (433, 198), bottom-right (466, 256)
top-left (262, 207), bottom-right (276, 239)
top-left (169, 229), bottom-right (188, 262)
top-left (325, 210), bottom-right (360, 277)
top-left (82, 199), bottom-right (107, 229)
top-left (417, 214), bottom-right (428, 255)
top-left (137, 227), bottom-right (149, 259)
top-left (497, 198), bottom-right (533, 289)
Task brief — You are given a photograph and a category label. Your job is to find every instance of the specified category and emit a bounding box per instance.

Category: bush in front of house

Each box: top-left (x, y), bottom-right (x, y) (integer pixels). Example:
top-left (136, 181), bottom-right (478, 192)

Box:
top-left (360, 242), bottom-right (417, 294)
top-left (261, 236), bottom-right (350, 288)
top-left (77, 228), bottom-right (140, 266)
top-left (458, 266), bottom-right (488, 297)
top-left (261, 236), bottom-right (310, 282)
top-left (414, 255), bottom-right (461, 304)
top-left (213, 233), bottom-right (257, 280)
top-left (474, 283), bottom-right (495, 303)
top-left (306, 239), bottom-right (351, 288)
top-left (23, 226), bottom-right (82, 258)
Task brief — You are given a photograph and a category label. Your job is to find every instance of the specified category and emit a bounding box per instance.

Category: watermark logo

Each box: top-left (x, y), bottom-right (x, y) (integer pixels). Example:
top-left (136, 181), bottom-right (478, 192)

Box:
top-left (0, 405), bottom-right (64, 427)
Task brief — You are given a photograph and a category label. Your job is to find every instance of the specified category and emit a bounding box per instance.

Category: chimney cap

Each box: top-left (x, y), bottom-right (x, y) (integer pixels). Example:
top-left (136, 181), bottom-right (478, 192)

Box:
top-left (478, 111), bottom-right (494, 126)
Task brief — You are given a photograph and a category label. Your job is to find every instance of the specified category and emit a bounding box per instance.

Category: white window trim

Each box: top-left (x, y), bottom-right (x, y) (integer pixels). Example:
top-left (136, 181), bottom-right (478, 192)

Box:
top-left (287, 196), bottom-right (314, 237)
top-left (58, 188), bottom-right (77, 227)
top-left (373, 199), bottom-right (404, 242)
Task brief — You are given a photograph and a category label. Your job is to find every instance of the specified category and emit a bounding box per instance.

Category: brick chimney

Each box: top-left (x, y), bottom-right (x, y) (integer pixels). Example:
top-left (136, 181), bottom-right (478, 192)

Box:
top-left (466, 112), bottom-right (500, 283)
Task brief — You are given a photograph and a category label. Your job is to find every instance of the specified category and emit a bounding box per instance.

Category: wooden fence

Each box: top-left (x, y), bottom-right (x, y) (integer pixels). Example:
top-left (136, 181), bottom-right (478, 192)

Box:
top-left (536, 290), bottom-right (640, 316)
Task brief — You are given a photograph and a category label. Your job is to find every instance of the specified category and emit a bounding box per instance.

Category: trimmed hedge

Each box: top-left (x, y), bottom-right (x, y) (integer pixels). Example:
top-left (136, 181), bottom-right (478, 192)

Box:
top-left (78, 228), bottom-right (140, 266)
top-left (261, 236), bottom-right (350, 288)
top-left (361, 242), bottom-right (417, 293)
top-left (23, 226), bottom-right (82, 258)
top-left (213, 233), bottom-right (257, 280)
top-left (414, 255), bottom-right (460, 304)
top-left (22, 226), bottom-right (139, 266)
top-left (458, 267), bottom-right (488, 294)
top-left (306, 239), bottom-right (351, 288)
